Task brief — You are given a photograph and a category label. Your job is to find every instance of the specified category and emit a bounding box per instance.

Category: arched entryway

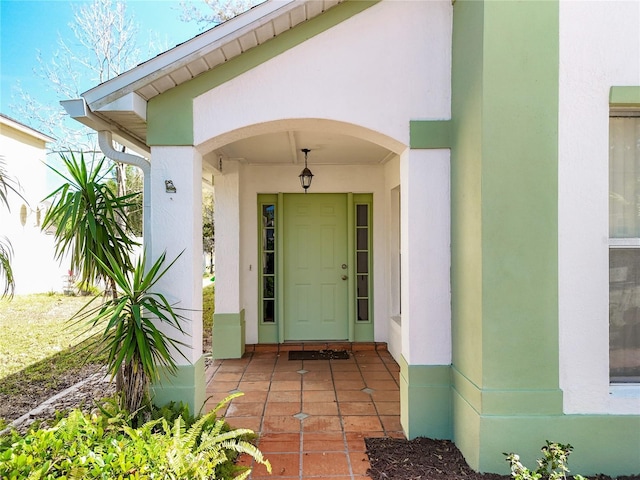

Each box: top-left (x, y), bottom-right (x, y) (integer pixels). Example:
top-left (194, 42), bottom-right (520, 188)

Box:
top-left (197, 119), bottom-right (406, 356)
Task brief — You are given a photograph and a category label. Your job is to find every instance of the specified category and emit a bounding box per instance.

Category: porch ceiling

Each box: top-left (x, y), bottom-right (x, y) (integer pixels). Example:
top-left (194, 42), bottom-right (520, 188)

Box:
top-left (214, 130), bottom-right (394, 165)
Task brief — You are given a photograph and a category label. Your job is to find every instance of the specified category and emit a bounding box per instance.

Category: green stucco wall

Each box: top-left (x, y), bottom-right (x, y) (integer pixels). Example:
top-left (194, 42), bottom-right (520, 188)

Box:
top-left (610, 86), bottom-right (640, 106)
top-left (451, 0), bottom-right (561, 408)
top-left (409, 120), bottom-right (452, 149)
top-left (213, 311), bottom-right (245, 359)
top-left (451, 0), bottom-right (486, 395)
top-left (479, 0), bottom-right (559, 392)
top-left (451, 0), bottom-right (561, 397)
top-left (449, 1), bottom-right (640, 476)
top-left (451, 0), bottom-right (562, 471)
top-left (454, 387), bottom-right (640, 476)
top-left (151, 355), bottom-right (207, 416)
top-left (399, 356), bottom-right (452, 440)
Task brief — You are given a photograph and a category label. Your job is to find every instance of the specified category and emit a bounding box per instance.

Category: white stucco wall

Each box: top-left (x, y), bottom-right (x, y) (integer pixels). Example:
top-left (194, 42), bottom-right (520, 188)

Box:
top-left (193, 0), bottom-right (452, 149)
top-left (384, 155), bottom-right (402, 360)
top-left (149, 146), bottom-right (203, 364)
top-left (400, 148), bottom-right (451, 365)
top-left (0, 123), bottom-right (65, 294)
top-left (213, 161), bottom-right (242, 314)
top-left (559, 0), bottom-right (640, 414)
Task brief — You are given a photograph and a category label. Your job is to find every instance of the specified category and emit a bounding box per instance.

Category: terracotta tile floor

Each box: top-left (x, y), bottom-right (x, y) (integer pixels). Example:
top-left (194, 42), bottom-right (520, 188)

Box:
top-left (205, 343), bottom-right (405, 479)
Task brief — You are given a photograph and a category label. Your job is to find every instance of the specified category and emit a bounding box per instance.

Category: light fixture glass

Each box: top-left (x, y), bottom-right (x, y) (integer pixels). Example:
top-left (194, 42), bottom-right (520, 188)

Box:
top-left (299, 148), bottom-right (313, 193)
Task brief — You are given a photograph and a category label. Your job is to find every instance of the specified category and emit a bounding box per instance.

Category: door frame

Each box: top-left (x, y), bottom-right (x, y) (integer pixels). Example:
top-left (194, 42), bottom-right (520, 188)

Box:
top-left (257, 192), bottom-right (374, 343)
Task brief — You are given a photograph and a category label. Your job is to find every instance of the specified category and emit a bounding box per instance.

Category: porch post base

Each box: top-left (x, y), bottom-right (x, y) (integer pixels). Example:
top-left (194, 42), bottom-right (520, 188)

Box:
top-left (212, 311), bottom-right (246, 359)
top-left (400, 355), bottom-right (452, 440)
top-left (151, 355), bottom-right (207, 416)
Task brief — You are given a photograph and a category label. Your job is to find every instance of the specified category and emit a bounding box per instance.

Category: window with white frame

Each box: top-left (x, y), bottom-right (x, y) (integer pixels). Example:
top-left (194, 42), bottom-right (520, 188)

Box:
top-left (609, 113), bottom-right (640, 383)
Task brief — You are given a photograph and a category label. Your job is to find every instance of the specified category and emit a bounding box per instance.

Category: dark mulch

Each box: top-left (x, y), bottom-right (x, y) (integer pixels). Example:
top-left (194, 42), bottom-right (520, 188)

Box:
top-left (364, 437), bottom-right (640, 480)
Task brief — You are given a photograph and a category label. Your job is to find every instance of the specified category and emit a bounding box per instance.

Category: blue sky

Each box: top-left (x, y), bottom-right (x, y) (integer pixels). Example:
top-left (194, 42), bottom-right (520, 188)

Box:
top-left (0, 0), bottom-right (204, 126)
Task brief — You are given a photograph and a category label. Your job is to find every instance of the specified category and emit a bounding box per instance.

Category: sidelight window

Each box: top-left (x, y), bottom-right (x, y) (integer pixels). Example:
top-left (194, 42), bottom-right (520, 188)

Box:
top-left (261, 203), bottom-right (276, 323)
top-left (355, 203), bottom-right (371, 322)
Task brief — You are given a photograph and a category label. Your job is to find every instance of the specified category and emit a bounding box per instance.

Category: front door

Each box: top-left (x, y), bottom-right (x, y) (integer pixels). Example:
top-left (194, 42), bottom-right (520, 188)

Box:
top-left (283, 193), bottom-right (349, 340)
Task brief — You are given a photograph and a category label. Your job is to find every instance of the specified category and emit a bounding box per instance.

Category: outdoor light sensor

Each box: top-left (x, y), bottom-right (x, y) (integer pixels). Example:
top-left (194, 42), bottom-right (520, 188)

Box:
top-left (165, 180), bottom-right (177, 193)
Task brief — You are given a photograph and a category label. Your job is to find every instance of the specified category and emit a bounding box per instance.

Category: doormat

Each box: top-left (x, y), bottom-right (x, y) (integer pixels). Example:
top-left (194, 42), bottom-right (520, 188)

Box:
top-left (288, 349), bottom-right (350, 360)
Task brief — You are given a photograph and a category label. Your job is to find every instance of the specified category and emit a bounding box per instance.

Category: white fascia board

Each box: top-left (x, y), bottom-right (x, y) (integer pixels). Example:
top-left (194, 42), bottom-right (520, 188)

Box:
top-left (61, 98), bottom-right (113, 131)
top-left (82, 0), bottom-right (297, 110)
top-left (96, 92), bottom-right (147, 121)
top-left (60, 98), bottom-right (151, 156)
top-left (0, 115), bottom-right (55, 143)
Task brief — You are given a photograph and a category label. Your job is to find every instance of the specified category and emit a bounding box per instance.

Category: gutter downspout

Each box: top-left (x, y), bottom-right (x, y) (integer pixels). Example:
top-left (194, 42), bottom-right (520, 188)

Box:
top-left (98, 130), bottom-right (151, 254)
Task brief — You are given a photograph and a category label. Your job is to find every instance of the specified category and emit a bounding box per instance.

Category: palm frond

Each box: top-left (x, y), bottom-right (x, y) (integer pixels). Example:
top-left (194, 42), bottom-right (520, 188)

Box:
top-left (42, 151), bottom-right (139, 288)
top-left (0, 237), bottom-right (15, 298)
top-left (0, 156), bottom-right (28, 211)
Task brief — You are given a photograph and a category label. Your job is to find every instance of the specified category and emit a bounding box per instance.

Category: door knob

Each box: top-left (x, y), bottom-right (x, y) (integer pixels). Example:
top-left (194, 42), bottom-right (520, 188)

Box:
top-left (341, 275), bottom-right (348, 280)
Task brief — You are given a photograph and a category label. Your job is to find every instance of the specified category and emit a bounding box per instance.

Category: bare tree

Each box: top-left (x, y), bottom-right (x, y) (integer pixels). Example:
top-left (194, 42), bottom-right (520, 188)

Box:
top-left (179, 0), bottom-right (262, 29)
top-left (12, 0), bottom-right (156, 154)
top-left (10, 0), bottom-right (162, 236)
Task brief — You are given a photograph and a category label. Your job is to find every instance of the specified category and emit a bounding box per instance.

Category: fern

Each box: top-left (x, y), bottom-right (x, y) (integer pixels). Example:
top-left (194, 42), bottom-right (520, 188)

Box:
top-left (1, 395), bottom-right (271, 479)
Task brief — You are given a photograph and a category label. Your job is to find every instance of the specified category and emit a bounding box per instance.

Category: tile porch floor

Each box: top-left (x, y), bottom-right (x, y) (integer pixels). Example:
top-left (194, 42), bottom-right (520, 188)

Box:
top-left (204, 343), bottom-right (405, 479)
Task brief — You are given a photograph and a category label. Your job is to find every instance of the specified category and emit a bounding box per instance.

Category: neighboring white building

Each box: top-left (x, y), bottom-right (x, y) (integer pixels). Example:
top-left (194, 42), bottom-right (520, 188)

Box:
top-left (0, 114), bottom-right (66, 294)
top-left (61, 0), bottom-right (640, 475)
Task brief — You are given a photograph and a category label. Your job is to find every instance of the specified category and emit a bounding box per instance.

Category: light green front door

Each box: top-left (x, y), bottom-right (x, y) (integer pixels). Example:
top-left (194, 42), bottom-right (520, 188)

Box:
top-left (283, 193), bottom-right (349, 341)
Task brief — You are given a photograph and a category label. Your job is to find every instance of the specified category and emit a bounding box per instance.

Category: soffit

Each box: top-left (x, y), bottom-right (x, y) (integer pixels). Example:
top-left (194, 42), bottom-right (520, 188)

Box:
top-left (84, 0), bottom-right (344, 113)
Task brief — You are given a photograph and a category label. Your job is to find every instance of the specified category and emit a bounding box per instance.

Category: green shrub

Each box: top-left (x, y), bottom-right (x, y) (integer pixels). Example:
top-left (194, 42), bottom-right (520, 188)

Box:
top-left (0, 393), bottom-right (270, 479)
top-left (504, 441), bottom-right (587, 480)
top-left (203, 284), bottom-right (215, 345)
top-left (75, 281), bottom-right (101, 296)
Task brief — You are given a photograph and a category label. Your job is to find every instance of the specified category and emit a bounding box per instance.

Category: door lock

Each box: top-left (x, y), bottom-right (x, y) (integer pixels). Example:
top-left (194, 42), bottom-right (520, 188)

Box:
top-left (341, 264), bottom-right (347, 269)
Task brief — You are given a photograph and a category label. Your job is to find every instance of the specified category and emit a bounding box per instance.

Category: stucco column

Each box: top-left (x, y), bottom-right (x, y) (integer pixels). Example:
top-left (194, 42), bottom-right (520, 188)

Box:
top-left (212, 160), bottom-right (245, 358)
top-left (148, 146), bottom-right (205, 413)
top-left (399, 147), bottom-right (452, 439)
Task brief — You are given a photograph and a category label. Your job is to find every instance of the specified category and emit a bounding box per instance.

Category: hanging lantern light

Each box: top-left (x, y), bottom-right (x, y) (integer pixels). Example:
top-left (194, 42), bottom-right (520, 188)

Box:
top-left (299, 148), bottom-right (314, 193)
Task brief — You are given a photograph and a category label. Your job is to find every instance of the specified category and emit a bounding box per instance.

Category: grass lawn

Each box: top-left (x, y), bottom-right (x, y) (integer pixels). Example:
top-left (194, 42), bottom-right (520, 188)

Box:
top-left (203, 284), bottom-right (214, 352)
top-left (0, 285), bottom-right (215, 424)
top-left (0, 294), bottom-right (98, 380)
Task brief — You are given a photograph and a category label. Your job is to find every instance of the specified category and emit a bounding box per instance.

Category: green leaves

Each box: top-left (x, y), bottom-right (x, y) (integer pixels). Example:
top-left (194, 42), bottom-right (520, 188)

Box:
top-left (41, 151), bottom-right (140, 291)
top-left (504, 441), bottom-right (588, 480)
top-left (71, 250), bottom-right (189, 413)
top-left (0, 397), bottom-right (271, 479)
top-left (42, 151), bottom-right (164, 413)
top-left (0, 156), bottom-right (23, 298)
top-left (0, 156), bottom-right (26, 213)
top-left (0, 237), bottom-right (14, 298)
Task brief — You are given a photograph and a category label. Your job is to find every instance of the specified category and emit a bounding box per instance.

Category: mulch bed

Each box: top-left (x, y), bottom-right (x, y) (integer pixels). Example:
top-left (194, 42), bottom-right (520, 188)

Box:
top-left (364, 437), bottom-right (640, 480)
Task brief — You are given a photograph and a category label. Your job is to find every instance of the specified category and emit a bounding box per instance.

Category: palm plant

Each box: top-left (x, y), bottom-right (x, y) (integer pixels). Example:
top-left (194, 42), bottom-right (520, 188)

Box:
top-left (0, 238), bottom-right (14, 298)
top-left (0, 156), bottom-right (26, 298)
top-left (42, 151), bottom-right (161, 411)
top-left (73, 250), bottom-right (189, 413)
top-left (41, 152), bottom-right (139, 297)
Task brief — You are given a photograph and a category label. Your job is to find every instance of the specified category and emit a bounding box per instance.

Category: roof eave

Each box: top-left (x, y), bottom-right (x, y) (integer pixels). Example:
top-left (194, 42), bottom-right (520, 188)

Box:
top-left (0, 114), bottom-right (56, 143)
top-left (82, 0), bottom-right (297, 111)
top-left (61, 98), bottom-right (151, 156)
